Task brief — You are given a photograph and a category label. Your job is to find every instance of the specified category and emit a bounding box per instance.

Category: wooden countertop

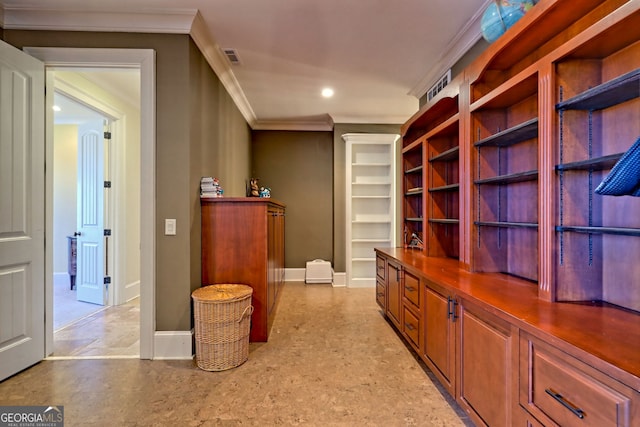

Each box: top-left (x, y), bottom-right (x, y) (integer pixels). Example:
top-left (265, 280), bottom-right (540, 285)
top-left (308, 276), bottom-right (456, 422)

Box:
top-left (375, 247), bottom-right (640, 391)
top-left (200, 197), bottom-right (286, 208)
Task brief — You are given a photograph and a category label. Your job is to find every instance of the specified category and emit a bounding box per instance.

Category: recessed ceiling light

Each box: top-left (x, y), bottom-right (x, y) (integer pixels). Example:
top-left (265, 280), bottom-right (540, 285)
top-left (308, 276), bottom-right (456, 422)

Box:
top-left (52, 105), bottom-right (61, 112)
top-left (321, 88), bottom-right (334, 98)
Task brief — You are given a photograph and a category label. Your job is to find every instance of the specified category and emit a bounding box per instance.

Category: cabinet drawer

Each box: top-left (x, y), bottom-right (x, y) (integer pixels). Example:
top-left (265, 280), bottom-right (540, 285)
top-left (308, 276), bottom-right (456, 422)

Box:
top-left (403, 270), bottom-right (420, 308)
top-left (376, 256), bottom-right (385, 280)
top-left (376, 280), bottom-right (385, 309)
top-left (521, 334), bottom-right (638, 427)
top-left (403, 307), bottom-right (420, 349)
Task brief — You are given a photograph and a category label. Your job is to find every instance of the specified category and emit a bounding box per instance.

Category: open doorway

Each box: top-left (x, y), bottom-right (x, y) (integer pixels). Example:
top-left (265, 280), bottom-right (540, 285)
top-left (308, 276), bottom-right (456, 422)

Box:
top-left (50, 69), bottom-right (141, 358)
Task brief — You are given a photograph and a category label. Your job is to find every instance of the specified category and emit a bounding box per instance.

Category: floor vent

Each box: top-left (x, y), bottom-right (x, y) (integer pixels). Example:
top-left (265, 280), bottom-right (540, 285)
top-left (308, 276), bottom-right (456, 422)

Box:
top-left (222, 48), bottom-right (241, 65)
top-left (427, 69), bottom-right (452, 102)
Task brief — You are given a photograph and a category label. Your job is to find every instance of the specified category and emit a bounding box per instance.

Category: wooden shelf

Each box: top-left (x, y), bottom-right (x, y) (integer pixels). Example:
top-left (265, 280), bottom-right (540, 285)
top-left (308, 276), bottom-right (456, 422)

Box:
top-left (475, 170), bottom-right (538, 185)
top-left (405, 165), bottom-right (423, 174)
top-left (405, 218), bottom-right (423, 222)
top-left (429, 146), bottom-right (459, 162)
top-left (429, 218), bottom-right (460, 225)
top-left (556, 225), bottom-right (640, 237)
top-left (556, 68), bottom-right (640, 111)
top-left (476, 221), bottom-right (538, 229)
top-left (474, 118), bottom-right (538, 148)
top-left (428, 183), bottom-right (460, 192)
top-left (556, 153), bottom-right (623, 171)
top-left (405, 188), bottom-right (423, 196)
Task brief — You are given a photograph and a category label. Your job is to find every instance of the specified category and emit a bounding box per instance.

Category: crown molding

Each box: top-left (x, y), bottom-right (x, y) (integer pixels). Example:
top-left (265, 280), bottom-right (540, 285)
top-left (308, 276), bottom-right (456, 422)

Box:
top-left (1, 7), bottom-right (196, 33)
top-left (3, 6), bottom-right (260, 128)
top-left (188, 11), bottom-right (257, 129)
top-left (252, 116), bottom-right (334, 132)
top-left (408, 1), bottom-right (489, 99)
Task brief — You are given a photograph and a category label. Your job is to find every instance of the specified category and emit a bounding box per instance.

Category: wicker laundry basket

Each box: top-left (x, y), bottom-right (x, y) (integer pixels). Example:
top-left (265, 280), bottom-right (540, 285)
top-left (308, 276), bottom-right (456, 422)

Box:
top-left (192, 284), bottom-right (253, 371)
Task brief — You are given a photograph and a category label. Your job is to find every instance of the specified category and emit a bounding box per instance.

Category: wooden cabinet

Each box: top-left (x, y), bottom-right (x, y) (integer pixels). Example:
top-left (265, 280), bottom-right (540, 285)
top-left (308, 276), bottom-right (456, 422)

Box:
top-left (67, 236), bottom-right (77, 290)
top-left (376, 2), bottom-right (640, 424)
top-left (386, 259), bottom-right (402, 328)
top-left (382, 257), bottom-right (422, 352)
top-left (201, 198), bottom-right (285, 342)
top-left (457, 299), bottom-right (516, 427)
top-left (375, 247), bottom-right (640, 427)
top-left (401, 268), bottom-right (421, 351)
top-left (375, 254), bottom-right (386, 310)
top-left (423, 282), bottom-right (456, 396)
top-left (520, 332), bottom-right (640, 427)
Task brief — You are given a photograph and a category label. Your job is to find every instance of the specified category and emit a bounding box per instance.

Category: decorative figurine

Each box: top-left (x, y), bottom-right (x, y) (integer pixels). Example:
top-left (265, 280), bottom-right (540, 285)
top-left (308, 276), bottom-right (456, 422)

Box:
top-left (249, 178), bottom-right (260, 197)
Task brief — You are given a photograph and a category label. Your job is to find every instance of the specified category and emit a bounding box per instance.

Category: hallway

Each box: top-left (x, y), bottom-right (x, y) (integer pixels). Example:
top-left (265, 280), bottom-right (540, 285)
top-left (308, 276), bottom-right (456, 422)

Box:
top-left (0, 282), bottom-right (471, 426)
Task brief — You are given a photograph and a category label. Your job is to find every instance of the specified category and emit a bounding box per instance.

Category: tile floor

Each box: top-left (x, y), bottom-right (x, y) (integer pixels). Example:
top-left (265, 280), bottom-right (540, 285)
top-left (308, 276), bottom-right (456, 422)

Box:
top-left (52, 297), bottom-right (140, 358)
top-left (1, 282), bottom-right (472, 426)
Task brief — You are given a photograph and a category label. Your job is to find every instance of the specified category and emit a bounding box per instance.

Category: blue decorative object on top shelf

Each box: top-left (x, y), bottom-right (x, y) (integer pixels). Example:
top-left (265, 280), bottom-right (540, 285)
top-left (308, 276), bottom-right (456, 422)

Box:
top-left (481, 0), bottom-right (538, 43)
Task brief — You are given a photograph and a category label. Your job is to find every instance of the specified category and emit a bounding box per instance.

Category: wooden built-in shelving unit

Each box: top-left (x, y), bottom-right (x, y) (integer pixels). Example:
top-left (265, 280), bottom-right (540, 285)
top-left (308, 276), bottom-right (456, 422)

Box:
top-left (381, 1), bottom-right (640, 426)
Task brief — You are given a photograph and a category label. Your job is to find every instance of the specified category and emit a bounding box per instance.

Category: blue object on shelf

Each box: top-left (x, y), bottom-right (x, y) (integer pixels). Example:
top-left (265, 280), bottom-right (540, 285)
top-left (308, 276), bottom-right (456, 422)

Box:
top-left (595, 136), bottom-right (640, 197)
top-left (481, 0), bottom-right (538, 43)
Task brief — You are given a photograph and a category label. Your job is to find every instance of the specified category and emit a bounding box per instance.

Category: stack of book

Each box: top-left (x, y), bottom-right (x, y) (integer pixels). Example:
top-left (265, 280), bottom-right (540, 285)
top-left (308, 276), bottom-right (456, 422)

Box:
top-left (200, 177), bottom-right (223, 198)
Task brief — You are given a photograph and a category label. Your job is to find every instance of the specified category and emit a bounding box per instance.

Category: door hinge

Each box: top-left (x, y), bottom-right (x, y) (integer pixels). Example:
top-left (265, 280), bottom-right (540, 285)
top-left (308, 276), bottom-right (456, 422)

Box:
top-left (104, 131), bottom-right (112, 139)
top-left (104, 276), bottom-right (111, 284)
top-left (104, 229), bottom-right (112, 236)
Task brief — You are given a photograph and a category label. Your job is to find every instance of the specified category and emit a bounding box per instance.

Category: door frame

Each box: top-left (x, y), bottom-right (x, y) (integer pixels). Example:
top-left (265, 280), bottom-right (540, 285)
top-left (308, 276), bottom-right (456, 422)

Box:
top-left (54, 78), bottom-right (122, 307)
top-left (25, 47), bottom-right (156, 359)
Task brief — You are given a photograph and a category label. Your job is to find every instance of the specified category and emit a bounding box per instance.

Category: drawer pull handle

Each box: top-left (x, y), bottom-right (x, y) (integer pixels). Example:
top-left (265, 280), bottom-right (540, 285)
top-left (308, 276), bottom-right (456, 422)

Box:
top-left (545, 388), bottom-right (585, 419)
top-left (405, 285), bottom-right (416, 292)
top-left (405, 323), bottom-right (416, 331)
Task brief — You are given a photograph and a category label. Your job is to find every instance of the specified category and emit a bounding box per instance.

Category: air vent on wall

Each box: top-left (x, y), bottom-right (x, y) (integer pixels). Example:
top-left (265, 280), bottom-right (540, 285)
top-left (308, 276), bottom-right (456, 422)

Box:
top-left (427, 69), bottom-right (452, 102)
top-left (222, 48), bottom-right (241, 65)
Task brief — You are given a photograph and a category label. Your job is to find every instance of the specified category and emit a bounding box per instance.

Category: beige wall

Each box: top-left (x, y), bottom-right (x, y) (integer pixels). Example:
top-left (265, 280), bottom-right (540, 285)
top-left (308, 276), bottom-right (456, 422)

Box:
top-left (252, 130), bottom-right (333, 268)
top-left (52, 125), bottom-right (78, 274)
top-left (333, 124), bottom-right (401, 272)
top-left (3, 31), bottom-right (251, 332)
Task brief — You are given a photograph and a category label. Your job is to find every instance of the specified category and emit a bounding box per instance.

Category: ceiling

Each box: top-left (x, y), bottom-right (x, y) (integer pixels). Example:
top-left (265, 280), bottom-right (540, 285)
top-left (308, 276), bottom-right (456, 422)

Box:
top-left (0, 0), bottom-right (490, 130)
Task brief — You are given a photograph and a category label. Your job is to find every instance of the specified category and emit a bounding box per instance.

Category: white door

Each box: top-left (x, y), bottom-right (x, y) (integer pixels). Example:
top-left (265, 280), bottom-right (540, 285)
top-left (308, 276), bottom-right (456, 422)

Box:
top-left (75, 120), bottom-right (107, 305)
top-left (0, 40), bottom-right (45, 381)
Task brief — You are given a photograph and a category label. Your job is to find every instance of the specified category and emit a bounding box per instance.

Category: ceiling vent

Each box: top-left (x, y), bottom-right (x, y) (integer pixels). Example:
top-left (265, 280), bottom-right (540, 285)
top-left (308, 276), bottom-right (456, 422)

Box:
top-left (222, 48), bottom-right (241, 65)
top-left (427, 69), bottom-right (452, 102)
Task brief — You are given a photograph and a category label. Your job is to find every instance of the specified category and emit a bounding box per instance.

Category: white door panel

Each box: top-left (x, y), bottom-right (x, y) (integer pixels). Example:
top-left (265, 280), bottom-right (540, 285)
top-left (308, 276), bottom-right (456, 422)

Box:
top-left (0, 40), bottom-right (45, 381)
top-left (76, 120), bottom-right (106, 305)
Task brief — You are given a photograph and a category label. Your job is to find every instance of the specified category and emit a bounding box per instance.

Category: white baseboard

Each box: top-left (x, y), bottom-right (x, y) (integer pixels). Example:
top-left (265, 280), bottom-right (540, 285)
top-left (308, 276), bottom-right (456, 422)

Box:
top-left (125, 280), bottom-right (140, 302)
top-left (284, 268), bottom-right (305, 282)
top-left (153, 331), bottom-right (193, 360)
top-left (332, 272), bottom-right (346, 287)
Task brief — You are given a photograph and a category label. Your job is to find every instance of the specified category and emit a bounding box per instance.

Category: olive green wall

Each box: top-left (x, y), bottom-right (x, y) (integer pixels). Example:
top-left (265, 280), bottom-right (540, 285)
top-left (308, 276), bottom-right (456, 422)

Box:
top-left (251, 130), bottom-right (333, 268)
top-left (3, 31), bottom-right (251, 332)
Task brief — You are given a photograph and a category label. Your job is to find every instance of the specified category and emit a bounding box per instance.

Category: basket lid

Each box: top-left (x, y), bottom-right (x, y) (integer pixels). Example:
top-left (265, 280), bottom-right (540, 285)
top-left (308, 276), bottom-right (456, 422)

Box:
top-left (192, 284), bottom-right (253, 302)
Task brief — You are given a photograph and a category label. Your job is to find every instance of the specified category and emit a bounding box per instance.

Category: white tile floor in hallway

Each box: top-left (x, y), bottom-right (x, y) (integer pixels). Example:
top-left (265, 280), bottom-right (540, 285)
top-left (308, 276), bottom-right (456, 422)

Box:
top-left (52, 274), bottom-right (140, 358)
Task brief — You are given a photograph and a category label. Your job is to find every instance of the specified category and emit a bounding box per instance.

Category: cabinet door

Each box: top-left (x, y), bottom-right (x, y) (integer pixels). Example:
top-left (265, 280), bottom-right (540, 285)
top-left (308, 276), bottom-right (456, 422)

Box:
top-left (267, 209), bottom-right (276, 314)
top-left (458, 300), bottom-right (515, 427)
top-left (387, 261), bottom-right (401, 327)
top-left (424, 285), bottom-right (455, 396)
top-left (520, 333), bottom-right (639, 427)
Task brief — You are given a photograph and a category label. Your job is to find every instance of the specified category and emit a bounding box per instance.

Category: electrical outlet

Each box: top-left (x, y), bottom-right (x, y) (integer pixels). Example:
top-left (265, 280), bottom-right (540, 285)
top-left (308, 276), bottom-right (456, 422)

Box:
top-left (165, 219), bottom-right (176, 235)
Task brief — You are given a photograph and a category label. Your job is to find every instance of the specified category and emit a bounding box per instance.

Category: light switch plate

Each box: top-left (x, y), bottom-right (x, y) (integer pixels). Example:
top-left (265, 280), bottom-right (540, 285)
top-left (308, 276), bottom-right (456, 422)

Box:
top-left (165, 219), bottom-right (176, 235)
